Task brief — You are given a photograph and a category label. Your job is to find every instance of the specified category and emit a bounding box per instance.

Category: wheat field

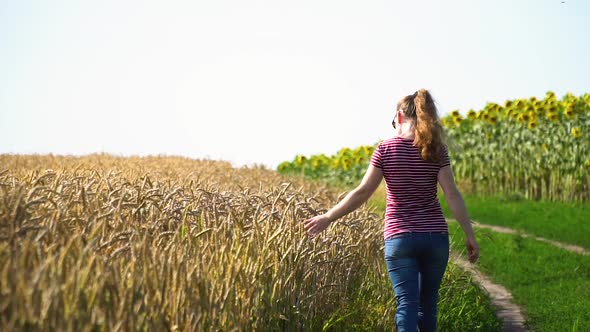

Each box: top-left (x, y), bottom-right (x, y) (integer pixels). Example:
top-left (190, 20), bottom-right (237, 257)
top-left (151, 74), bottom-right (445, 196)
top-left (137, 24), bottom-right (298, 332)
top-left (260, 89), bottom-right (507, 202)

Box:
top-left (0, 154), bottom-right (499, 331)
top-left (0, 154), bottom-right (392, 331)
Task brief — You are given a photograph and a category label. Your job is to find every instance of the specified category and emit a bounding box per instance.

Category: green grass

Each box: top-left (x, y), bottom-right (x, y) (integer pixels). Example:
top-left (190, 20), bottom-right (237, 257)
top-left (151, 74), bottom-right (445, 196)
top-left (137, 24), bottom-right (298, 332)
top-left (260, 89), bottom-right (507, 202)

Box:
top-left (440, 193), bottom-right (590, 249)
top-left (449, 222), bottom-right (590, 331)
top-left (323, 260), bottom-right (502, 331)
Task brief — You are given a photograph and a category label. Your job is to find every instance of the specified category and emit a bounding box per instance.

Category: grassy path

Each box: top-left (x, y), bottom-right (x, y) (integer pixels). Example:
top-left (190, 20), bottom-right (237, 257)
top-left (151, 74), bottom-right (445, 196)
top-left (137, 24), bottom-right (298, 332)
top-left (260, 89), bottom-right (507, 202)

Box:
top-left (450, 253), bottom-right (527, 332)
top-left (443, 194), bottom-right (590, 331)
top-left (461, 220), bottom-right (589, 256)
top-left (439, 194), bottom-right (590, 249)
top-left (448, 222), bottom-right (590, 331)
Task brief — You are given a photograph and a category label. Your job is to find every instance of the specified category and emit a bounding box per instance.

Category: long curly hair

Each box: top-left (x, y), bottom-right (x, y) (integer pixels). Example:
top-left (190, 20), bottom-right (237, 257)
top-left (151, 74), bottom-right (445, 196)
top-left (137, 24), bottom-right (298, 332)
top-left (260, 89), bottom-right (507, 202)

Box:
top-left (396, 89), bottom-right (445, 162)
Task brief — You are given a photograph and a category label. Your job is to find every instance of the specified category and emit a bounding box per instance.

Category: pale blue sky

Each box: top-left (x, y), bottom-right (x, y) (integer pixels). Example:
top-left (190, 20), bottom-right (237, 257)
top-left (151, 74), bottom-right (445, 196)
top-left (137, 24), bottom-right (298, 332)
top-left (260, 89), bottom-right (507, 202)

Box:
top-left (1, 0), bottom-right (589, 168)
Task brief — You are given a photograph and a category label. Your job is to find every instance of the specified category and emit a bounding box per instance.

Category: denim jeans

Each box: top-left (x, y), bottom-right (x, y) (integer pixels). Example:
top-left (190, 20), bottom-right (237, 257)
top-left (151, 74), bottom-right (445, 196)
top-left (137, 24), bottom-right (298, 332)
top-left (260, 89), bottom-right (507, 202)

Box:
top-left (384, 232), bottom-right (449, 332)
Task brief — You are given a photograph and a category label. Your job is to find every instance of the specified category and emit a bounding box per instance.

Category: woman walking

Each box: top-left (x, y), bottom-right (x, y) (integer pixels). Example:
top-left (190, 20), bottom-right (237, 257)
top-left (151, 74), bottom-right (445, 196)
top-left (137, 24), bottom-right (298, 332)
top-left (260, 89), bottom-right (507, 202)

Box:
top-left (303, 89), bottom-right (479, 332)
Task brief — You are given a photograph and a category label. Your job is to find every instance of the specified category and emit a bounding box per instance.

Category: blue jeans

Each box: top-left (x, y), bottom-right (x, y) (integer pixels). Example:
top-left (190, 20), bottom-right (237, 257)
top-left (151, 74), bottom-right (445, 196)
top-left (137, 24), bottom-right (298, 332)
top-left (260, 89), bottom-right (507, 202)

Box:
top-left (384, 232), bottom-right (449, 332)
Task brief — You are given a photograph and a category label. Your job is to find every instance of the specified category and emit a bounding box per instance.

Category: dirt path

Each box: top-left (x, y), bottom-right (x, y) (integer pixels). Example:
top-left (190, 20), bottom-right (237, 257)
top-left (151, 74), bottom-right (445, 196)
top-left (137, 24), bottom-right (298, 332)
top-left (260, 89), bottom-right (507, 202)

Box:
top-left (449, 219), bottom-right (590, 331)
top-left (448, 219), bottom-right (589, 255)
top-left (450, 253), bottom-right (528, 332)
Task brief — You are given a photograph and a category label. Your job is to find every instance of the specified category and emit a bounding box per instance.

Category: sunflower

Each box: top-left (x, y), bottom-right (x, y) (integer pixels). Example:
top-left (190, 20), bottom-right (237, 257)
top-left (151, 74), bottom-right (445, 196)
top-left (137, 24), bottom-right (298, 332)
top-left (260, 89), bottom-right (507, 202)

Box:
top-left (528, 121), bottom-right (537, 129)
top-left (277, 162), bottom-right (290, 172)
top-left (546, 112), bottom-right (558, 122)
top-left (517, 113), bottom-right (530, 123)
top-left (489, 115), bottom-right (498, 125)
top-left (453, 116), bottom-right (463, 124)
top-left (312, 159), bottom-right (321, 169)
top-left (338, 147), bottom-right (352, 157)
top-left (522, 113), bottom-right (530, 122)
top-left (295, 155), bottom-right (307, 166)
top-left (467, 110), bottom-right (477, 120)
top-left (572, 127), bottom-right (582, 139)
top-left (451, 110), bottom-right (461, 117)
top-left (331, 158), bottom-right (341, 169)
top-left (564, 107), bottom-right (575, 118)
top-left (341, 157), bottom-right (352, 170)
top-left (586, 159), bottom-right (590, 167)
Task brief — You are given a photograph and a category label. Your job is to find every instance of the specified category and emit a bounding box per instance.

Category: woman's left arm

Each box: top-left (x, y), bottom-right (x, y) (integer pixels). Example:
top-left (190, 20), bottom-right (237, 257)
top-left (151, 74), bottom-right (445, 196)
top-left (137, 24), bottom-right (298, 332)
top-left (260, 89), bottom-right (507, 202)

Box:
top-left (303, 165), bottom-right (383, 237)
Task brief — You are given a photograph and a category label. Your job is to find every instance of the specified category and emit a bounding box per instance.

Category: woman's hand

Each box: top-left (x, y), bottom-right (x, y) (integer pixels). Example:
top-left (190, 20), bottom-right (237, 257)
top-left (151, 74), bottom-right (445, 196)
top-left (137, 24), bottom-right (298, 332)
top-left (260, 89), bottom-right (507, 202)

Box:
top-left (303, 214), bottom-right (332, 237)
top-left (466, 235), bottom-right (480, 263)
top-left (302, 165), bottom-right (382, 238)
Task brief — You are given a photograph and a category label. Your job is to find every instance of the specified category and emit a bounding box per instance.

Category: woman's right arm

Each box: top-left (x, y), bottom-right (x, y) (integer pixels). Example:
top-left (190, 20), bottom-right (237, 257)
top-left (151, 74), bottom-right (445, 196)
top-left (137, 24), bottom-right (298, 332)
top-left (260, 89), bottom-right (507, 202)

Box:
top-left (438, 165), bottom-right (480, 263)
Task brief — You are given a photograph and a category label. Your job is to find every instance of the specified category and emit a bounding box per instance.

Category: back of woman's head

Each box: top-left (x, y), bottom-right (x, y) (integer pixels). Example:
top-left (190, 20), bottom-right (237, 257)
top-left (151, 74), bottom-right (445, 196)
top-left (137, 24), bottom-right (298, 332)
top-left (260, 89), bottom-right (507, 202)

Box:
top-left (397, 89), bottom-right (445, 162)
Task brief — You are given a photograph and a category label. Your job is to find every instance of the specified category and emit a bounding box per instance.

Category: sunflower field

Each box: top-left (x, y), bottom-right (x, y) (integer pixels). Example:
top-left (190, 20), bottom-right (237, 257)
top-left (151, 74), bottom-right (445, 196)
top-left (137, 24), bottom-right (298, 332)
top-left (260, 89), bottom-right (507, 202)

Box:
top-left (277, 145), bottom-right (377, 188)
top-left (278, 92), bottom-right (590, 202)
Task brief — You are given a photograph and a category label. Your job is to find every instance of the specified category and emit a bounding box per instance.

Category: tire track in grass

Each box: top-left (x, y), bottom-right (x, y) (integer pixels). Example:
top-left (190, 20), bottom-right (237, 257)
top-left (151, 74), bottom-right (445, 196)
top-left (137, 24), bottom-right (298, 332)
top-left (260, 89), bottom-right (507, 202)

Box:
top-left (472, 222), bottom-right (589, 255)
top-left (447, 219), bottom-right (589, 255)
top-left (450, 253), bottom-right (528, 332)
top-left (449, 218), bottom-right (589, 330)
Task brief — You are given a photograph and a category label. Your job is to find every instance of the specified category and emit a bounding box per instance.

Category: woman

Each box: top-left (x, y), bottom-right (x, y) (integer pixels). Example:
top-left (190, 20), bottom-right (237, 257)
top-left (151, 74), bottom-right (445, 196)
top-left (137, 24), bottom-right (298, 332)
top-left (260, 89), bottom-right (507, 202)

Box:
top-left (303, 89), bottom-right (479, 332)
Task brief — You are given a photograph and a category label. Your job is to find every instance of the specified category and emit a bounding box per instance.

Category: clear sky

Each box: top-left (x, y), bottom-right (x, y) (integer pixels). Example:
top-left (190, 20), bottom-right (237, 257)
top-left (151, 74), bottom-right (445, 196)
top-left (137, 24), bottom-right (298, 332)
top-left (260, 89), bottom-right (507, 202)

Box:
top-left (1, 0), bottom-right (589, 168)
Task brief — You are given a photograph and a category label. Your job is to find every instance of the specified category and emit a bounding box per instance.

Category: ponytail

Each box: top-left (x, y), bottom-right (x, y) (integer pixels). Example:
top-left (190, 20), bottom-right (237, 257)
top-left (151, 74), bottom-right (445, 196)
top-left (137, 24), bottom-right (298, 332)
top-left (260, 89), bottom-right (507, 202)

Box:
top-left (413, 89), bottom-right (444, 162)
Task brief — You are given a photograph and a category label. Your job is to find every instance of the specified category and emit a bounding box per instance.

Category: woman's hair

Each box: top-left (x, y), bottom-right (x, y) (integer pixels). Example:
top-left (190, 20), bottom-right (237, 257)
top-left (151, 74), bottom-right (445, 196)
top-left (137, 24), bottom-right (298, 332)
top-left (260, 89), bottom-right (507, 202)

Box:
top-left (396, 89), bottom-right (445, 162)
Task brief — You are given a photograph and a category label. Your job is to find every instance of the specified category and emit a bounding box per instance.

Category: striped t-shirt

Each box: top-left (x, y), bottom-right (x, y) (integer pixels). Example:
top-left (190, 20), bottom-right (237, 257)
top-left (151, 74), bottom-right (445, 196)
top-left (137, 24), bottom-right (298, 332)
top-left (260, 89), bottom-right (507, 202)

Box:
top-left (370, 136), bottom-right (450, 240)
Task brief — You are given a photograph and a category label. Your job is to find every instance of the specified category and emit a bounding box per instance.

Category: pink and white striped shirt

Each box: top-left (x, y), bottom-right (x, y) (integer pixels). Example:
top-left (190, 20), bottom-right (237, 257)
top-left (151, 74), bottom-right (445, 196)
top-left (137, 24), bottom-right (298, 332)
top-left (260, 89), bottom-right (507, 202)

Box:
top-left (370, 136), bottom-right (450, 240)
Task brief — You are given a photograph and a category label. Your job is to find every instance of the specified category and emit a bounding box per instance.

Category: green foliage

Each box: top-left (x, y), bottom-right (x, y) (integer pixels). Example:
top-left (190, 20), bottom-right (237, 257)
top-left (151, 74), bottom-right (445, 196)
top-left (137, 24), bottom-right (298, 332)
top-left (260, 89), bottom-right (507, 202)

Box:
top-left (440, 194), bottom-right (590, 248)
top-left (449, 222), bottom-right (590, 332)
top-left (318, 263), bottom-right (502, 331)
top-left (443, 91), bottom-right (590, 202)
top-left (279, 91), bottom-right (590, 201)
top-left (277, 145), bottom-right (377, 187)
